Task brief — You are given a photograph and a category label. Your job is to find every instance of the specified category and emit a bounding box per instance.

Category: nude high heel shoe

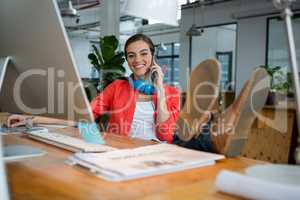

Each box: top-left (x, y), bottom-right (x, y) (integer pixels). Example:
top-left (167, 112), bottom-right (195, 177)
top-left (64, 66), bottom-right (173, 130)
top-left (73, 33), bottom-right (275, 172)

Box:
top-left (177, 59), bottom-right (221, 141)
top-left (211, 67), bottom-right (270, 156)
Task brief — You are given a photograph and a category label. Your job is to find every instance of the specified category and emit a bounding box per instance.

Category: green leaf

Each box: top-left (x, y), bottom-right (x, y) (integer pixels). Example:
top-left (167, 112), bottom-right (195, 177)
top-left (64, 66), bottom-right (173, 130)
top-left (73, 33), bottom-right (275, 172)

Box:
top-left (100, 36), bottom-right (119, 61)
top-left (92, 44), bottom-right (104, 65)
top-left (102, 35), bottom-right (118, 50)
top-left (88, 53), bottom-right (100, 69)
top-left (119, 66), bottom-right (126, 73)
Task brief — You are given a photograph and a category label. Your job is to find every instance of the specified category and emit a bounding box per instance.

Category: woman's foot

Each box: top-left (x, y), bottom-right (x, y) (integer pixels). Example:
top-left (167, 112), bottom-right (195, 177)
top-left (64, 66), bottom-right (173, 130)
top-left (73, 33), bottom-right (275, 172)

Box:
top-left (177, 59), bottom-right (221, 141)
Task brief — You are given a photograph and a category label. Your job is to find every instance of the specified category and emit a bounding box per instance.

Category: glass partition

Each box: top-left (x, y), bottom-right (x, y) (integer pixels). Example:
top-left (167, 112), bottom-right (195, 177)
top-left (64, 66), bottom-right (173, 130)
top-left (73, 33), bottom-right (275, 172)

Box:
top-left (191, 24), bottom-right (236, 91)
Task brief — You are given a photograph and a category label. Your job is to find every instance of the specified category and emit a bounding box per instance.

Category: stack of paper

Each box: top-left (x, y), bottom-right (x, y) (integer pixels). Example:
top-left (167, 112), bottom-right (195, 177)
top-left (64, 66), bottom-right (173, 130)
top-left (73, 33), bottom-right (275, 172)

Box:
top-left (68, 143), bottom-right (224, 181)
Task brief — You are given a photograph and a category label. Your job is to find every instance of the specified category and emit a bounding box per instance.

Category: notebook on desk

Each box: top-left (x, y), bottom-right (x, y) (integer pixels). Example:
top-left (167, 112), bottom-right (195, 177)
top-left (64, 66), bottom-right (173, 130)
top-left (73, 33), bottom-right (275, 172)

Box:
top-left (68, 143), bottom-right (225, 181)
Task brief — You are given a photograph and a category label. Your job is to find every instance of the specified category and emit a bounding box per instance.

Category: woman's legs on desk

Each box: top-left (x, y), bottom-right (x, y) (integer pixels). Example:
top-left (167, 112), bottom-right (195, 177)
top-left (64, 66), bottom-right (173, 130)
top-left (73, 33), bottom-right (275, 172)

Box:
top-left (174, 67), bottom-right (270, 155)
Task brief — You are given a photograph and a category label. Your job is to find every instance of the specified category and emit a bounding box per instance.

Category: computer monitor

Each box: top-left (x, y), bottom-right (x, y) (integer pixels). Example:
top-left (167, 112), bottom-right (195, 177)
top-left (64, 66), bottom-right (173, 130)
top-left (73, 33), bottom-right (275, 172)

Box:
top-left (0, 1), bottom-right (98, 196)
top-left (0, 57), bottom-right (9, 199)
top-left (0, 136), bottom-right (9, 200)
top-left (0, 0), bottom-right (94, 123)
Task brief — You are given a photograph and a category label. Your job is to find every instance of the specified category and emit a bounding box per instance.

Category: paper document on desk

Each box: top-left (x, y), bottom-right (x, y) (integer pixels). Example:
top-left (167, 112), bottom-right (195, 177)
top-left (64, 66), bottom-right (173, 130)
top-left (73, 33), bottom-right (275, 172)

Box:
top-left (215, 165), bottom-right (300, 200)
top-left (68, 143), bottom-right (224, 181)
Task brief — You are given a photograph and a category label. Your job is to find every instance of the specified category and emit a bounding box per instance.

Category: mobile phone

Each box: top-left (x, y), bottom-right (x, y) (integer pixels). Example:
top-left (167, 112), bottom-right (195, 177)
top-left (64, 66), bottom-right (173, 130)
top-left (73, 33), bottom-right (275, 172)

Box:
top-left (150, 58), bottom-right (158, 83)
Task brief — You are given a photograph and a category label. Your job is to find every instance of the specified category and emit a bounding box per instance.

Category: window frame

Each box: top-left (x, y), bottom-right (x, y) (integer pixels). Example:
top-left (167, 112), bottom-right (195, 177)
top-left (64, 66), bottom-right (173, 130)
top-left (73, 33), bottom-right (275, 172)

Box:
top-left (155, 42), bottom-right (180, 83)
top-left (266, 13), bottom-right (300, 67)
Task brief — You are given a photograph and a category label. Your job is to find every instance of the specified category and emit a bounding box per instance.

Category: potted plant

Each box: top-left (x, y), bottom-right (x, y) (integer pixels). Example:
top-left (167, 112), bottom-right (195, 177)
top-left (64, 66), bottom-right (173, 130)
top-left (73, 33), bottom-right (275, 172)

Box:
top-left (260, 65), bottom-right (293, 105)
top-left (88, 35), bottom-right (126, 92)
top-left (88, 35), bottom-right (126, 130)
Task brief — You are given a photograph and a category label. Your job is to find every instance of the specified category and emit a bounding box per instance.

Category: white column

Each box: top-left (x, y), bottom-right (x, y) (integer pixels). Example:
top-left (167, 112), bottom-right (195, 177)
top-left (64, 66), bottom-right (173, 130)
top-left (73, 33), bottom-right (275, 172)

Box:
top-left (100, 0), bottom-right (120, 38)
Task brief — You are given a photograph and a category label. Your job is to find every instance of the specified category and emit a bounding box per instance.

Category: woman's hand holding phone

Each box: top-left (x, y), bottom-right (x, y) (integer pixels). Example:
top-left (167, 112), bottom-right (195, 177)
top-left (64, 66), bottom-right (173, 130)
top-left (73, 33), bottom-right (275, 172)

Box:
top-left (150, 60), bottom-right (164, 89)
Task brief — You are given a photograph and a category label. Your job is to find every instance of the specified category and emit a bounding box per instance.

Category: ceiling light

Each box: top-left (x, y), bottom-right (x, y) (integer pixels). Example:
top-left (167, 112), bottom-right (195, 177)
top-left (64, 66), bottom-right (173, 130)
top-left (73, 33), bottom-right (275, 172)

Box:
top-left (186, 24), bottom-right (202, 36)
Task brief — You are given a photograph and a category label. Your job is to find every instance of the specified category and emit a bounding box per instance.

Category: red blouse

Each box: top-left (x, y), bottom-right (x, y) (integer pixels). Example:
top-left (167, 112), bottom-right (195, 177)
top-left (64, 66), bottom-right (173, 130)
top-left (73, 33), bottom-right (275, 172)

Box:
top-left (91, 80), bottom-right (180, 143)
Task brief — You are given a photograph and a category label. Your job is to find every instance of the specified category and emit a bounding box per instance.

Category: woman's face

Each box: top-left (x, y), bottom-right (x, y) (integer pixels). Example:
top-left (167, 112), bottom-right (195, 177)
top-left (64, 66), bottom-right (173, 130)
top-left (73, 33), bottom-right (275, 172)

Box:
top-left (126, 40), bottom-right (153, 79)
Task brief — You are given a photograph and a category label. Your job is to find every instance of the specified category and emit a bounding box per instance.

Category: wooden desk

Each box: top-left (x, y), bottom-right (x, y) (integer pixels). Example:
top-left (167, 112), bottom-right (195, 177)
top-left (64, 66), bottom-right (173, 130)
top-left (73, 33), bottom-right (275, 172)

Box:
top-left (3, 128), bottom-right (263, 200)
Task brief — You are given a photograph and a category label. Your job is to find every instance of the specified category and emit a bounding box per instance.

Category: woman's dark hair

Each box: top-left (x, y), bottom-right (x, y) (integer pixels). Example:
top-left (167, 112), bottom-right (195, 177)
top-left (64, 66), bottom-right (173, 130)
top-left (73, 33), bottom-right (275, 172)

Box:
top-left (124, 33), bottom-right (155, 60)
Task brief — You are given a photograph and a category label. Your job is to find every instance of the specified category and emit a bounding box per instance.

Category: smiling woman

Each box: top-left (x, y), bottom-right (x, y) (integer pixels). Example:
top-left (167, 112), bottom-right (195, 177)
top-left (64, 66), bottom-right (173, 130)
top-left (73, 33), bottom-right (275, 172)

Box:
top-left (90, 34), bottom-right (181, 143)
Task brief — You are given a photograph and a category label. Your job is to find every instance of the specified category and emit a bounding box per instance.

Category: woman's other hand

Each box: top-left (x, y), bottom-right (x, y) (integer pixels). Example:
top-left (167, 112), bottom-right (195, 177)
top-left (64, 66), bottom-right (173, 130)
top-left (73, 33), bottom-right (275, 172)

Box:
top-left (7, 114), bottom-right (30, 128)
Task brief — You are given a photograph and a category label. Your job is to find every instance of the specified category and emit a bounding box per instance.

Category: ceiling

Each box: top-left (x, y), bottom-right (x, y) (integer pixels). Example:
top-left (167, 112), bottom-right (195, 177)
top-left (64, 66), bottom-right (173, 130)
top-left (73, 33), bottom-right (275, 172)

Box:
top-left (60, 0), bottom-right (236, 33)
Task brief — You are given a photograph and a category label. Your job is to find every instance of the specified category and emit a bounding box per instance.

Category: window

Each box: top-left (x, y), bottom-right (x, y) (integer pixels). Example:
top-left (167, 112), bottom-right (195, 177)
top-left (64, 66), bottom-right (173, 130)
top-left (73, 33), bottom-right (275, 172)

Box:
top-left (155, 43), bottom-right (180, 84)
top-left (216, 52), bottom-right (233, 90)
top-left (267, 14), bottom-right (300, 69)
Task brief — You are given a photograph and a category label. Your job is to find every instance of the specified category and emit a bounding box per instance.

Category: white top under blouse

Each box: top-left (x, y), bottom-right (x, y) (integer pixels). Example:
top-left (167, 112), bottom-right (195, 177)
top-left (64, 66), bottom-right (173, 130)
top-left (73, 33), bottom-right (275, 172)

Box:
top-left (130, 101), bottom-right (159, 141)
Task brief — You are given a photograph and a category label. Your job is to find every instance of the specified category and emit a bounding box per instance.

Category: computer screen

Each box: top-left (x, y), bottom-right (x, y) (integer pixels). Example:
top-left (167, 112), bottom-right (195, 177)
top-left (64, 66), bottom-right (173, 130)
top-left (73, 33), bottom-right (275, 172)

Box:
top-left (0, 136), bottom-right (9, 200)
top-left (0, 57), bottom-right (9, 200)
top-left (0, 1), bottom-right (98, 197)
top-left (0, 0), bottom-right (94, 123)
top-left (0, 56), bottom-right (9, 198)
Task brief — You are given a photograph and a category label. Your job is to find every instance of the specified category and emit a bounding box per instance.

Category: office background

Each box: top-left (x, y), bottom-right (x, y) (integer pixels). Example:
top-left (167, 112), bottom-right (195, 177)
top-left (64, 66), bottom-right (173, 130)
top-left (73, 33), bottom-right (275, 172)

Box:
top-left (62, 0), bottom-right (300, 94)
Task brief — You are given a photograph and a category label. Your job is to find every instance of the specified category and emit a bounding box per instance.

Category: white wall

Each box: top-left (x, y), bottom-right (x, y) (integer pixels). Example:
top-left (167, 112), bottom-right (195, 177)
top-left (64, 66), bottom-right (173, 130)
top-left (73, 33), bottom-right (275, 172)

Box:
top-left (236, 17), bottom-right (267, 92)
top-left (179, 0), bottom-right (300, 93)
